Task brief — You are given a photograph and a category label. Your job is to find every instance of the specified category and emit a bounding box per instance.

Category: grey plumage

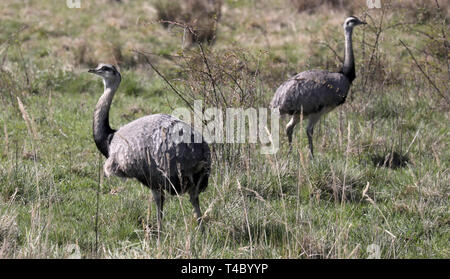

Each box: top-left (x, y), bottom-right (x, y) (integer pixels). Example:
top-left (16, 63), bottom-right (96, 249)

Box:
top-left (270, 70), bottom-right (350, 115)
top-left (89, 63), bottom-right (211, 231)
top-left (270, 17), bottom-right (366, 157)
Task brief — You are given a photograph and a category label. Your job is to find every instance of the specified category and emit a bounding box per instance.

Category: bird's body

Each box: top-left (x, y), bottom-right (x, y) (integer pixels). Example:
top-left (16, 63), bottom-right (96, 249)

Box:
top-left (270, 17), bottom-right (366, 156)
top-left (270, 69), bottom-right (350, 116)
top-left (89, 63), bottom-right (210, 231)
top-left (104, 113), bottom-right (210, 196)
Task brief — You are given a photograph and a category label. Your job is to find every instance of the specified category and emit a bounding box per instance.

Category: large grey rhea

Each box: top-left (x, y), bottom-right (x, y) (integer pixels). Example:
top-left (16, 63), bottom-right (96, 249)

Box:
top-left (88, 64), bottom-right (211, 230)
top-left (270, 17), bottom-right (366, 157)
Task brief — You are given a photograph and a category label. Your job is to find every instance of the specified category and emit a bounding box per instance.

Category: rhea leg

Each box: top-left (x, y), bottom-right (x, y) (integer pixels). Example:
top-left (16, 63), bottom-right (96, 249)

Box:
top-left (189, 193), bottom-right (202, 222)
top-left (188, 175), bottom-right (203, 223)
top-left (306, 113), bottom-right (321, 158)
top-left (286, 113), bottom-right (300, 147)
top-left (151, 189), bottom-right (165, 232)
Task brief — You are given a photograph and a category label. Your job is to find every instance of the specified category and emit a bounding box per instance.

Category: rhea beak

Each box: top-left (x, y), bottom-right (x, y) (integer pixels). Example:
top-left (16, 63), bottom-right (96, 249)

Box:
top-left (359, 20), bottom-right (367, 25)
top-left (88, 68), bottom-right (103, 76)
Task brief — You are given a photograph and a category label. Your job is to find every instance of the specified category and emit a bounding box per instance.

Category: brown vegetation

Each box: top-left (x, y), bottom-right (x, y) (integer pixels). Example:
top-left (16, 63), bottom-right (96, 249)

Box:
top-left (153, 0), bottom-right (223, 45)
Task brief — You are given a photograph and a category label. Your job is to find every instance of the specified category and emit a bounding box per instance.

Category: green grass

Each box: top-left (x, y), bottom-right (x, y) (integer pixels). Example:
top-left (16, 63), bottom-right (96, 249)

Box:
top-left (0, 0), bottom-right (448, 258)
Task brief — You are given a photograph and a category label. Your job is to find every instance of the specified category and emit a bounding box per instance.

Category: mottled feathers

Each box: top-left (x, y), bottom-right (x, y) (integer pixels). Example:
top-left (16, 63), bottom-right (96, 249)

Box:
top-left (270, 70), bottom-right (350, 116)
top-left (104, 113), bottom-right (211, 195)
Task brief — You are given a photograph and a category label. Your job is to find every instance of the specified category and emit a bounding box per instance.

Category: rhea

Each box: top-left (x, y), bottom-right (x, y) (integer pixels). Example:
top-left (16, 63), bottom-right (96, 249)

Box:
top-left (270, 16), bottom-right (366, 157)
top-left (88, 63), bottom-right (211, 231)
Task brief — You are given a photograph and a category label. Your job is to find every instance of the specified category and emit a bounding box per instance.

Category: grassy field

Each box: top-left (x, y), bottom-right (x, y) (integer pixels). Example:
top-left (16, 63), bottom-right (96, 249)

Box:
top-left (0, 0), bottom-right (448, 258)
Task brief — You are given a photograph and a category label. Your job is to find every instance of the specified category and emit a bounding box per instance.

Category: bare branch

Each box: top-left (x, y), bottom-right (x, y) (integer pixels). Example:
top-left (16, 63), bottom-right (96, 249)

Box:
top-left (399, 40), bottom-right (448, 102)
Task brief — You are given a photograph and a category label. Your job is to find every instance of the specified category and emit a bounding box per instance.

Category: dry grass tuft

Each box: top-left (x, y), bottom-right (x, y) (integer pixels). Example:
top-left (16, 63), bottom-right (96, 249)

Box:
top-left (16, 97), bottom-right (38, 141)
top-left (153, 0), bottom-right (222, 45)
top-left (313, 168), bottom-right (366, 203)
top-left (70, 37), bottom-right (140, 68)
top-left (0, 204), bottom-right (19, 258)
top-left (371, 151), bottom-right (409, 169)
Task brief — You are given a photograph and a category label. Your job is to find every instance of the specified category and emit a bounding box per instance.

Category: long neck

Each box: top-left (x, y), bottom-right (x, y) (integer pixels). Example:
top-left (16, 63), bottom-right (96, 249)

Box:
top-left (342, 28), bottom-right (356, 84)
top-left (93, 79), bottom-right (119, 158)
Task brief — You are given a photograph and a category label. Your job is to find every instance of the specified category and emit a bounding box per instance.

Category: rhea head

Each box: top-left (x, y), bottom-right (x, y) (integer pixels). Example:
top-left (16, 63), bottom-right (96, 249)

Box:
top-left (88, 63), bottom-right (121, 88)
top-left (343, 16), bottom-right (367, 31)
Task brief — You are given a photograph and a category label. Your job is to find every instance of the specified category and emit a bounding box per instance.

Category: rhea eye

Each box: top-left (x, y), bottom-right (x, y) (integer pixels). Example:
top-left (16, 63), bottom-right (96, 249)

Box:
top-left (101, 66), bottom-right (110, 71)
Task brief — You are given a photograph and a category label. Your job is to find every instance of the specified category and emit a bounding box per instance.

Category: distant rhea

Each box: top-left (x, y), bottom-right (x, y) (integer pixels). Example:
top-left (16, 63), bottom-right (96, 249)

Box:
top-left (270, 17), bottom-right (366, 157)
top-left (88, 64), bottom-right (211, 231)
